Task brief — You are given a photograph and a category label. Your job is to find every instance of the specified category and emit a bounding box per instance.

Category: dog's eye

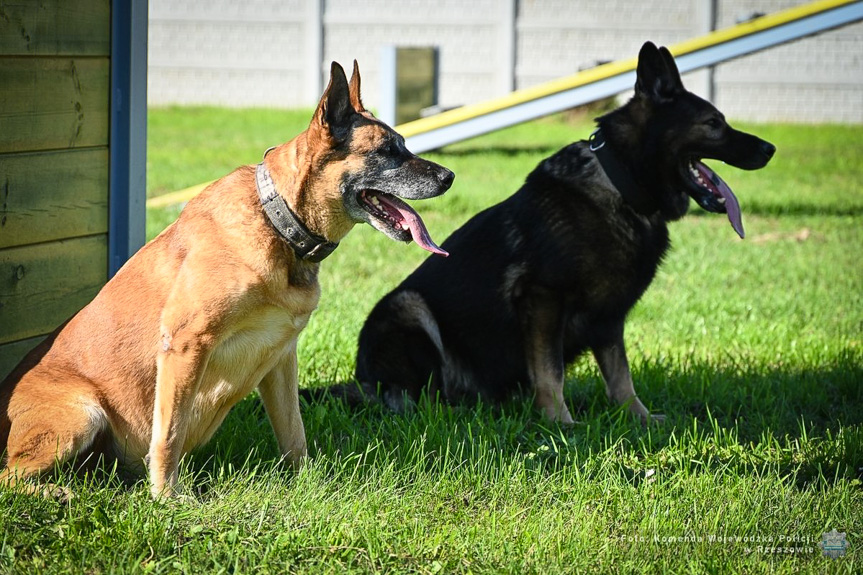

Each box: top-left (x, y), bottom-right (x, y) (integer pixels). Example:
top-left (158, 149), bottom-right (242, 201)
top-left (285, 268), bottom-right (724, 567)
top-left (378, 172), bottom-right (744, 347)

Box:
top-left (705, 117), bottom-right (723, 129)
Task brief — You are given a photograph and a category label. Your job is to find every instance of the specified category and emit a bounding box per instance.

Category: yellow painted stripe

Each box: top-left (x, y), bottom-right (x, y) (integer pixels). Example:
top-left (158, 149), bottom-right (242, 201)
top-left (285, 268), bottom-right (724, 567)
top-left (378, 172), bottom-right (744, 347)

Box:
top-left (147, 181), bottom-right (211, 208)
top-left (396, 0), bottom-right (858, 137)
top-left (147, 0), bottom-right (856, 209)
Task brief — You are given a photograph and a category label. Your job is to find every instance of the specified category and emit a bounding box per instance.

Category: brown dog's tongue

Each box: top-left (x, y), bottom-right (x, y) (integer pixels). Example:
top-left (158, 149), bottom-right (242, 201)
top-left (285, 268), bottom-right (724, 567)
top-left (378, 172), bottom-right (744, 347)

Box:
top-left (694, 162), bottom-right (745, 239)
top-left (378, 195), bottom-right (449, 257)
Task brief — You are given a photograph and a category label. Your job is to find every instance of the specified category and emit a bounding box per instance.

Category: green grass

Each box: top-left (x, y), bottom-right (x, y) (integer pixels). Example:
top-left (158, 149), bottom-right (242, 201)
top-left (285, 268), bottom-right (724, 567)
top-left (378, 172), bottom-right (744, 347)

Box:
top-left (2, 107), bottom-right (861, 573)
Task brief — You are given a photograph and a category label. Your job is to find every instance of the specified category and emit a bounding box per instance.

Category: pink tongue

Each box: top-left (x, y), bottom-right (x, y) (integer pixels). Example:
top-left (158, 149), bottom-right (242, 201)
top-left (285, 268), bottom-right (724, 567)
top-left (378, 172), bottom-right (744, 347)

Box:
top-left (377, 195), bottom-right (449, 257)
top-left (695, 161), bottom-right (745, 239)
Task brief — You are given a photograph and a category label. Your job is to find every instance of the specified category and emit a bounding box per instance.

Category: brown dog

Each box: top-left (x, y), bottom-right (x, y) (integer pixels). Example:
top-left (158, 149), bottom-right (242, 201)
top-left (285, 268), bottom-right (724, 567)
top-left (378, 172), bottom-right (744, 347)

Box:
top-left (0, 61), bottom-right (453, 499)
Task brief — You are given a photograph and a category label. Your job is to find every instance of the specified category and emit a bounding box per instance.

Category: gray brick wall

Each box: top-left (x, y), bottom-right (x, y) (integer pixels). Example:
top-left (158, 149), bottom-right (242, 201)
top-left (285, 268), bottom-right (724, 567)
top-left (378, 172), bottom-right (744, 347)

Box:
top-left (148, 0), bottom-right (311, 107)
top-left (322, 0), bottom-right (511, 108)
top-left (147, 0), bottom-right (863, 123)
top-left (714, 1), bottom-right (863, 122)
top-left (516, 0), bottom-right (700, 86)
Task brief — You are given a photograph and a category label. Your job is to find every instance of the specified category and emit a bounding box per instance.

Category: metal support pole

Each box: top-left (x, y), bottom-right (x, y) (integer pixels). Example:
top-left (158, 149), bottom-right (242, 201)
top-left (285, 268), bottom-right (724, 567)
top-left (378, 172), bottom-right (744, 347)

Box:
top-left (109, 0), bottom-right (148, 277)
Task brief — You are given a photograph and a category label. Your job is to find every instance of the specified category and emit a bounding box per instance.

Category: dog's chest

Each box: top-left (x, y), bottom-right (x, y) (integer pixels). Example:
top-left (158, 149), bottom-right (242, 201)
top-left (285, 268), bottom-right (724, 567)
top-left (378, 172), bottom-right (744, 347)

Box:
top-left (213, 305), bottom-right (310, 373)
top-left (542, 204), bottom-right (667, 312)
top-left (185, 287), bottom-right (319, 447)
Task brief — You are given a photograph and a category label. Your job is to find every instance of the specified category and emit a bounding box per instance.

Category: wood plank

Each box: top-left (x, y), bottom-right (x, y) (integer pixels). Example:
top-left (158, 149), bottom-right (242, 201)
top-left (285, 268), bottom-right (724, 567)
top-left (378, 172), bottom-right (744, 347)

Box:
top-left (0, 0), bottom-right (110, 56)
top-left (0, 148), bottom-right (109, 249)
top-left (0, 234), bottom-right (107, 345)
top-left (0, 57), bottom-right (110, 154)
top-left (0, 335), bottom-right (46, 382)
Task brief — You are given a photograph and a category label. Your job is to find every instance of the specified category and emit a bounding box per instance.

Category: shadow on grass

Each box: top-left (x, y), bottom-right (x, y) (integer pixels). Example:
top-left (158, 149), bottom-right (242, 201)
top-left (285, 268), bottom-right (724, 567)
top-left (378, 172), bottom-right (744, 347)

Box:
top-left (25, 350), bottom-right (857, 498)
top-left (182, 347), bottom-right (862, 493)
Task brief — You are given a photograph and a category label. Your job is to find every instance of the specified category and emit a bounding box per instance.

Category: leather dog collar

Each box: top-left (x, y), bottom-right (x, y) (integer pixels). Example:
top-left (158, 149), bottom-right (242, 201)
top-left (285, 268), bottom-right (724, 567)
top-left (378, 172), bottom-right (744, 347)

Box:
top-left (589, 129), bottom-right (658, 216)
top-left (255, 162), bottom-right (339, 263)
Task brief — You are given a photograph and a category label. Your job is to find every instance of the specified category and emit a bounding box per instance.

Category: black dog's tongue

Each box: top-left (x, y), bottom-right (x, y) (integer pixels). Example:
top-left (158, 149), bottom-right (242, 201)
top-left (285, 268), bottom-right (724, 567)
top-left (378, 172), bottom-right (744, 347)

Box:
top-left (694, 161), bottom-right (745, 239)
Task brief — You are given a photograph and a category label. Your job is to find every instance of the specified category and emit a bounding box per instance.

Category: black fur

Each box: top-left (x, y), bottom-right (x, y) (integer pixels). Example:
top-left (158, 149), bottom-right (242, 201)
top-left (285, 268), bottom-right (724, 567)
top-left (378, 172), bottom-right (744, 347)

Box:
top-left (309, 42), bottom-right (775, 422)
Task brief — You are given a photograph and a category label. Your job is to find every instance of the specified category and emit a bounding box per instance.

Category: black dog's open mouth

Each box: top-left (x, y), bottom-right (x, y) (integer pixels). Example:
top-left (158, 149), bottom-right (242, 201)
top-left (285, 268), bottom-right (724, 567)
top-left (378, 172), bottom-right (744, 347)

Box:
top-left (685, 159), bottom-right (745, 238)
top-left (359, 190), bottom-right (448, 256)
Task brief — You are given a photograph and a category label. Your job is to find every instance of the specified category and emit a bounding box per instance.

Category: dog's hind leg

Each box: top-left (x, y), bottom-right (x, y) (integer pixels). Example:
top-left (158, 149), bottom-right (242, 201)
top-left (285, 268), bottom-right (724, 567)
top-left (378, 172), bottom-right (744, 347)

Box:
top-left (1, 385), bottom-right (108, 500)
top-left (355, 290), bottom-right (444, 411)
top-left (591, 322), bottom-right (662, 423)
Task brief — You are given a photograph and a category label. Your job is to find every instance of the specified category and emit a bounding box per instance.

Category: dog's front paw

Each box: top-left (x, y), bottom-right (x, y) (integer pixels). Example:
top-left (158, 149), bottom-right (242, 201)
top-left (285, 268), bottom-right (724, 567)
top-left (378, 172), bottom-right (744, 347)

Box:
top-left (42, 483), bottom-right (75, 503)
top-left (277, 449), bottom-right (308, 473)
top-left (625, 396), bottom-right (664, 425)
top-left (646, 412), bottom-right (666, 424)
top-left (150, 483), bottom-right (198, 505)
top-left (539, 402), bottom-right (575, 425)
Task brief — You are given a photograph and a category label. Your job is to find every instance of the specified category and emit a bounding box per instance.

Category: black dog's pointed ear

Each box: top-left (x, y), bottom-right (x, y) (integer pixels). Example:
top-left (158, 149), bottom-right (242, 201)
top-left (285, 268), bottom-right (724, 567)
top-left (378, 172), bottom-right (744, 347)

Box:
top-left (314, 62), bottom-right (354, 140)
top-left (348, 60), bottom-right (366, 112)
top-left (658, 46), bottom-right (684, 91)
top-left (635, 42), bottom-right (683, 103)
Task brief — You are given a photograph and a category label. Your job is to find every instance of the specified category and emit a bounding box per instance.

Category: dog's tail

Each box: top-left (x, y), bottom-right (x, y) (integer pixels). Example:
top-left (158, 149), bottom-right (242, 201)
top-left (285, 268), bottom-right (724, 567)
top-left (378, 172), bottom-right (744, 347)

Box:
top-left (298, 381), bottom-right (381, 408)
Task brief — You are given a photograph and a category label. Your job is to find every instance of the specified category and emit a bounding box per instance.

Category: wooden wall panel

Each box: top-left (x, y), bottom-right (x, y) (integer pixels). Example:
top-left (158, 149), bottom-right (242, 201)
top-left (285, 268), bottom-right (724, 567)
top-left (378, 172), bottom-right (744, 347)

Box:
top-left (0, 148), bottom-right (109, 249)
top-left (0, 335), bottom-right (46, 382)
top-left (0, 235), bottom-right (107, 345)
top-left (0, 0), bottom-right (114, 381)
top-left (0, 57), bottom-right (110, 154)
top-left (0, 0), bottom-right (110, 56)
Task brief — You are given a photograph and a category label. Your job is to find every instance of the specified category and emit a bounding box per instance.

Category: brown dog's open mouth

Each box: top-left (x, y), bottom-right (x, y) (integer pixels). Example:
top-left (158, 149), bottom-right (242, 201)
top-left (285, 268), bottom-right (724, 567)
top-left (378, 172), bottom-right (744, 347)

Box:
top-left (686, 159), bottom-right (745, 239)
top-left (359, 190), bottom-right (448, 256)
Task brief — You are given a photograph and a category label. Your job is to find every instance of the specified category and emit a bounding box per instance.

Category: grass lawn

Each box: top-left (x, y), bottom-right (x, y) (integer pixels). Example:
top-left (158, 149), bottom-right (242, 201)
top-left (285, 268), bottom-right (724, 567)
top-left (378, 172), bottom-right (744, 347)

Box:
top-left (2, 107), bottom-right (861, 574)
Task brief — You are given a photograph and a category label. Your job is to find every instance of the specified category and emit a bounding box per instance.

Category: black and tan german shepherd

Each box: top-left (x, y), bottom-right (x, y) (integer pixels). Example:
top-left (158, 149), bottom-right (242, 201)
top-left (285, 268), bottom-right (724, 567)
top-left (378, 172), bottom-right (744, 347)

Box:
top-left (310, 42), bottom-right (775, 423)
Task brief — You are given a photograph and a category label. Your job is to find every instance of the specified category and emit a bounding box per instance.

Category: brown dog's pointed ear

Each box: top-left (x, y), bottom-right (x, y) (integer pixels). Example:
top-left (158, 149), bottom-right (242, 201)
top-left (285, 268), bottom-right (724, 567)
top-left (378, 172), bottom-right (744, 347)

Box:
top-left (635, 41), bottom-right (683, 103)
top-left (348, 60), bottom-right (365, 112)
top-left (314, 62), bottom-right (354, 141)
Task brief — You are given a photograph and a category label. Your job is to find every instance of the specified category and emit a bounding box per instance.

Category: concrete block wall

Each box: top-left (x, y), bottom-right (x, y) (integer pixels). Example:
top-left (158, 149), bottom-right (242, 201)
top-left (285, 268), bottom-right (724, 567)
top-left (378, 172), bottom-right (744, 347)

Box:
top-left (147, 0), bottom-right (863, 123)
top-left (514, 0), bottom-right (715, 104)
top-left (321, 0), bottom-right (513, 109)
top-left (714, 0), bottom-right (863, 122)
top-left (515, 0), bottom-right (702, 86)
top-left (148, 0), bottom-right (315, 108)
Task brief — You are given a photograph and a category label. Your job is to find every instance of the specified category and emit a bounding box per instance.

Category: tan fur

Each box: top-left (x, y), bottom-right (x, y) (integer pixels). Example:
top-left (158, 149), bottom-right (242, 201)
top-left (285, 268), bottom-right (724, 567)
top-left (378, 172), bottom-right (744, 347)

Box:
top-left (0, 62), bottom-right (428, 499)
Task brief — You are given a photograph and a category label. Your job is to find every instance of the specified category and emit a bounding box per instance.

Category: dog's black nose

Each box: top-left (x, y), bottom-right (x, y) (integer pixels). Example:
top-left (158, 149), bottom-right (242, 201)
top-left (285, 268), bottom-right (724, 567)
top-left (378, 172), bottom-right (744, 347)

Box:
top-left (761, 141), bottom-right (776, 160)
top-left (438, 168), bottom-right (455, 188)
